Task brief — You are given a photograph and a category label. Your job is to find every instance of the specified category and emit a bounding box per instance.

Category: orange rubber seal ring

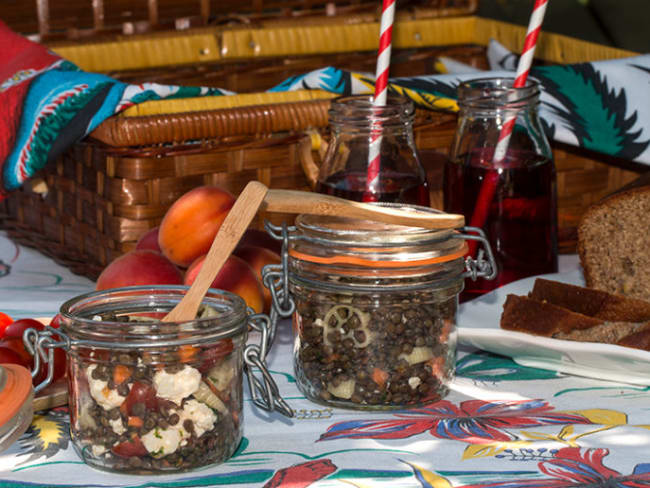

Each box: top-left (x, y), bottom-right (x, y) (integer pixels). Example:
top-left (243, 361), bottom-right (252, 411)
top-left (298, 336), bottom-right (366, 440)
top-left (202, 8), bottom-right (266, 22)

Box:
top-left (0, 364), bottom-right (33, 427)
top-left (289, 241), bottom-right (468, 268)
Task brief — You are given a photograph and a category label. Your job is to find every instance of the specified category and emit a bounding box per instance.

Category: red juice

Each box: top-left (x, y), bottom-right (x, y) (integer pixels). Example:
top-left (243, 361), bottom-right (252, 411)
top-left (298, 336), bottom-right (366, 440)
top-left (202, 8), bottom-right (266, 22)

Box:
top-left (443, 149), bottom-right (558, 302)
top-left (316, 171), bottom-right (430, 207)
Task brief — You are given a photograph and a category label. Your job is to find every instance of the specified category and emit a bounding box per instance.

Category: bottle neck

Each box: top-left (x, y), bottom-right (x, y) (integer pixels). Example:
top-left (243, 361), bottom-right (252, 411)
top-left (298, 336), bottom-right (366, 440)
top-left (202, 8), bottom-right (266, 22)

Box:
top-left (457, 77), bottom-right (541, 119)
top-left (329, 95), bottom-right (415, 135)
top-left (450, 78), bottom-right (552, 165)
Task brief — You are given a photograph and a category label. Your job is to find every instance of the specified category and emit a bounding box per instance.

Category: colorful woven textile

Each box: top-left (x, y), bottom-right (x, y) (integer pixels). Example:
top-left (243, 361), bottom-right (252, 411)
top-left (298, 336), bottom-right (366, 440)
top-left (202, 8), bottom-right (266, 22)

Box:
top-left (272, 54), bottom-right (650, 165)
top-left (0, 21), bottom-right (226, 199)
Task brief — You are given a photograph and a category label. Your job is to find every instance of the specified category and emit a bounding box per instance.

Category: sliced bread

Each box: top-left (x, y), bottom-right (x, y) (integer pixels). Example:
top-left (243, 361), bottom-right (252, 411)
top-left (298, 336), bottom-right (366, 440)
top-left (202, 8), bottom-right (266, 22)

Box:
top-left (530, 278), bottom-right (650, 322)
top-left (500, 293), bottom-right (650, 349)
top-left (500, 294), bottom-right (603, 337)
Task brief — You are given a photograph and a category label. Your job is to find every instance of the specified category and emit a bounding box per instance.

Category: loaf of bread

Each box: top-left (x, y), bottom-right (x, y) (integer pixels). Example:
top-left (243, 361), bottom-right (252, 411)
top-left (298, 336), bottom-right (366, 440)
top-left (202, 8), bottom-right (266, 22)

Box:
top-left (500, 278), bottom-right (650, 350)
top-left (578, 173), bottom-right (650, 301)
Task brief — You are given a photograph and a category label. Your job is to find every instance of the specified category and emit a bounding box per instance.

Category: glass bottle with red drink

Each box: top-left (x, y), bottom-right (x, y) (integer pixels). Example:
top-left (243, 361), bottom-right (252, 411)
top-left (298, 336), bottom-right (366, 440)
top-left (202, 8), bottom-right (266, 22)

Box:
top-left (316, 95), bottom-right (430, 206)
top-left (443, 78), bottom-right (558, 302)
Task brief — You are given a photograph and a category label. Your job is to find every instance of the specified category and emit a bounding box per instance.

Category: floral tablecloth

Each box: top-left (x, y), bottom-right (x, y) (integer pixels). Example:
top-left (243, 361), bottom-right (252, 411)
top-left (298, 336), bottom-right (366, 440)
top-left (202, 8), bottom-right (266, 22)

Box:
top-left (1, 231), bottom-right (650, 488)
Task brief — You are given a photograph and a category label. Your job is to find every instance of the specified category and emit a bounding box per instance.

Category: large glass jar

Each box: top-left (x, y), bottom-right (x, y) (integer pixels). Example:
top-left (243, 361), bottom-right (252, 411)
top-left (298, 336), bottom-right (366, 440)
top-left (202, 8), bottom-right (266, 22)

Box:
top-left (26, 286), bottom-right (290, 474)
top-left (315, 94), bottom-right (430, 206)
top-left (265, 208), bottom-right (495, 410)
top-left (443, 78), bottom-right (558, 301)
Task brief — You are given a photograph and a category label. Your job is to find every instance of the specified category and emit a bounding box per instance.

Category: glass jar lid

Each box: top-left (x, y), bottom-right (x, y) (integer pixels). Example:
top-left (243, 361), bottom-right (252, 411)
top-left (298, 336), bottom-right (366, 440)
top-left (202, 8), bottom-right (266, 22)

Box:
top-left (59, 286), bottom-right (248, 349)
top-left (290, 208), bottom-right (468, 269)
top-left (0, 364), bottom-right (34, 453)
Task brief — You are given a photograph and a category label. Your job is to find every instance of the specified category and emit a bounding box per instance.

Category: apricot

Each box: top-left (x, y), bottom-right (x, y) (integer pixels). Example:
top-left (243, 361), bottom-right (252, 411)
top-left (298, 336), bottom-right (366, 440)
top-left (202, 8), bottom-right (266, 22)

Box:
top-left (96, 250), bottom-right (183, 291)
top-left (236, 228), bottom-right (282, 256)
top-left (158, 186), bottom-right (236, 267)
top-left (233, 245), bottom-right (281, 313)
top-left (135, 227), bottom-right (161, 253)
top-left (184, 254), bottom-right (264, 314)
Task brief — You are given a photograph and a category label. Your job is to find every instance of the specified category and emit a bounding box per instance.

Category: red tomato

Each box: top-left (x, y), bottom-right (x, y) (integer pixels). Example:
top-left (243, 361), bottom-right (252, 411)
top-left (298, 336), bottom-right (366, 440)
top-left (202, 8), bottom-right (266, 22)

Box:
top-left (49, 314), bottom-right (63, 329)
top-left (0, 345), bottom-right (24, 366)
top-left (199, 338), bottom-right (234, 373)
top-left (4, 318), bottom-right (45, 339)
top-left (124, 381), bottom-right (158, 415)
top-left (0, 338), bottom-right (32, 367)
top-left (111, 435), bottom-right (148, 458)
top-left (0, 312), bottom-right (12, 337)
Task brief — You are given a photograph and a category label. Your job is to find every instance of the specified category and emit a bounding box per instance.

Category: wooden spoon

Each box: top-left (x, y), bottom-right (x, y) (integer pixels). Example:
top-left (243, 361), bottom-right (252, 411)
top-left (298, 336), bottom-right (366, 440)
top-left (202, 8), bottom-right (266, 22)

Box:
top-left (163, 181), bottom-right (269, 322)
top-left (262, 189), bottom-right (465, 229)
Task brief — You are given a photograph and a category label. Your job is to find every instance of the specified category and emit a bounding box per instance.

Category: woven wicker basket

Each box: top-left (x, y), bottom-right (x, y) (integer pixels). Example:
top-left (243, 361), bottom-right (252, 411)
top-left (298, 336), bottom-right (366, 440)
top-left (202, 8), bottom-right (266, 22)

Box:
top-left (5, 0), bottom-right (478, 41)
top-left (0, 13), bottom-right (642, 279)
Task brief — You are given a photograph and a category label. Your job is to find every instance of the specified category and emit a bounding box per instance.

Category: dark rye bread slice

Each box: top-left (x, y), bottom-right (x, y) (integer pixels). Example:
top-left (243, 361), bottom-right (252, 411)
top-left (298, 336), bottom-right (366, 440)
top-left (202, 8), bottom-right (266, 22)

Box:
top-left (530, 278), bottom-right (650, 322)
top-left (578, 172), bottom-right (650, 302)
top-left (500, 294), bottom-right (650, 349)
top-left (501, 294), bottom-right (602, 337)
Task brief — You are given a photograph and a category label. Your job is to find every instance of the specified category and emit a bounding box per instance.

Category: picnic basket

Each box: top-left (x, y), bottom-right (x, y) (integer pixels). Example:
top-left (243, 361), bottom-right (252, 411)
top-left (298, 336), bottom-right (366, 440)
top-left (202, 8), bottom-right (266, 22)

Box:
top-left (0, 4), bottom-right (643, 279)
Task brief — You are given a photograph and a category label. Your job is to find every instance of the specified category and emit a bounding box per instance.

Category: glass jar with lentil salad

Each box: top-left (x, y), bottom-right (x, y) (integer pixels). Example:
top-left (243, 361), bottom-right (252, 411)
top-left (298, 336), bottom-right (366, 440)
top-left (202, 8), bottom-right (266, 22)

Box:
top-left (25, 286), bottom-right (291, 474)
top-left (265, 205), bottom-right (495, 410)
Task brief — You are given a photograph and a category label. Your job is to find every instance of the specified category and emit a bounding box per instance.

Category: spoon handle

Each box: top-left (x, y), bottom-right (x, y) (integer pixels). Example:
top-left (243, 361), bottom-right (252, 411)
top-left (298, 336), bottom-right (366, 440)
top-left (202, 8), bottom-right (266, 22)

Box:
top-left (263, 189), bottom-right (464, 229)
top-left (163, 181), bottom-right (269, 322)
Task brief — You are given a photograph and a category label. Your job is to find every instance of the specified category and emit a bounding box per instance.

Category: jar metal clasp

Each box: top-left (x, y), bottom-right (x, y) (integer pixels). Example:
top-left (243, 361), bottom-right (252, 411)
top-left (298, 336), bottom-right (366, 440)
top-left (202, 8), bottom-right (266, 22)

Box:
top-left (457, 226), bottom-right (498, 281)
top-left (23, 326), bottom-right (67, 392)
top-left (244, 313), bottom-right (293, 417)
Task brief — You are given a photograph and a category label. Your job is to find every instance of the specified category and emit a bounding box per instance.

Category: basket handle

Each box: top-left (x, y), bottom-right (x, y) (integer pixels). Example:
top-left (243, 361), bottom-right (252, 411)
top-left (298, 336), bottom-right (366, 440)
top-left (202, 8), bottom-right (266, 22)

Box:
top-left (299, 131), bottom-right (329, 190)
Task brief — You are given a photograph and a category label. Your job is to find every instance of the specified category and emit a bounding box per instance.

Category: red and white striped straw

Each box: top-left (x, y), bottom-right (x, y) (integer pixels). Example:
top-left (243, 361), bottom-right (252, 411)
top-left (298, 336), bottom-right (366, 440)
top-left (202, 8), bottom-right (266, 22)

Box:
top-left (492, 0), bottom-right (548, 163)
top-left (364, 0), bottom-right (395, 202)
top-left (467, 0), bottom-right (548, 253)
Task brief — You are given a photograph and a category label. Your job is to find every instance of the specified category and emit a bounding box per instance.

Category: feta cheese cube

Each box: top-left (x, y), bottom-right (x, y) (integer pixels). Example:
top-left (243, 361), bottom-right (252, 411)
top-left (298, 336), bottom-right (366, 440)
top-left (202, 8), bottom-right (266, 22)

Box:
top-left (153, 365), bottom-right (201, 405)
top-left (86, 365), bottom-right (127, 410)
top-left (141, 427), bottom-right (181, 457)
top-left (179, 399), bottom-right (217, 438)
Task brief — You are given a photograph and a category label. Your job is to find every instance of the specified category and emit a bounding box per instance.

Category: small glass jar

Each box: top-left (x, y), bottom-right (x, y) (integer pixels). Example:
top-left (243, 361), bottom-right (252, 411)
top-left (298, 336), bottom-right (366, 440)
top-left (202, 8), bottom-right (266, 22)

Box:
top-left (26, 286), bottom-right (291, 474)
top-left (443, 78), bottom-right (558, 301)
top-left (315, 95), bottom-right (430, 206)
top-left (265, 207), bottom-right (495, 410)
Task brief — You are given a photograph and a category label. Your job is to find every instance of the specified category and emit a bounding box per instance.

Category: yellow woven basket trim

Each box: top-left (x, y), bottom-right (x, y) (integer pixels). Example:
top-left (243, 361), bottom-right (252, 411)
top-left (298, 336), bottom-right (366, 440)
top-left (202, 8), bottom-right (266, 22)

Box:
top-left (120, 89), bottom-right (337, 117)
top-left (52, 17), bottom-right (479, 71)
top-left (473, 18), bottom-right (636, 63)
top-left (52, 33), bottom-right (221, 72)
top-left (50, 17), bottom-right (635, 73)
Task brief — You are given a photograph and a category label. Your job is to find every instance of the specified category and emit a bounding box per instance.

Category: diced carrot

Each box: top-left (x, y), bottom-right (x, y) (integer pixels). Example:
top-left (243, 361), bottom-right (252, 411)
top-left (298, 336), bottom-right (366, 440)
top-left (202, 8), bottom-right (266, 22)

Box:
top-left (127, 416), bottom-right (144, 428)
top-left (371, 367), bottom-right (389, 388)
top-left (113, 364), bottom-right (132, 385)
top-left (427, 357), bottom-right (445, 378)
top-left (439, 318), bottom-right (453, 343)
top-left (178, 344), bottom-right (198, 364)
top-left (324, 353), bottom-right (340, 364)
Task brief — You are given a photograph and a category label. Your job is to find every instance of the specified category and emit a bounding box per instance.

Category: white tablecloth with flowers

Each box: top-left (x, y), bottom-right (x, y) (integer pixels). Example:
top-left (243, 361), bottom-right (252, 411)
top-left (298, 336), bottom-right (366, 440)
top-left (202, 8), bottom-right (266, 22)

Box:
top-left (2, 231), bottom-right (650, 488)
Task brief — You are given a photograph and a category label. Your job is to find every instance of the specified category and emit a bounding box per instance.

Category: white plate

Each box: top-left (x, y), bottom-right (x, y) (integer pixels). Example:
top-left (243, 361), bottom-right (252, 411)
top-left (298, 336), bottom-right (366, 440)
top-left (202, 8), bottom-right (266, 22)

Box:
top-left (457, 270), bottom-right (650, 385)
